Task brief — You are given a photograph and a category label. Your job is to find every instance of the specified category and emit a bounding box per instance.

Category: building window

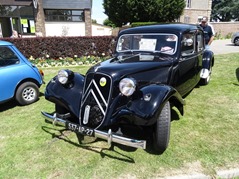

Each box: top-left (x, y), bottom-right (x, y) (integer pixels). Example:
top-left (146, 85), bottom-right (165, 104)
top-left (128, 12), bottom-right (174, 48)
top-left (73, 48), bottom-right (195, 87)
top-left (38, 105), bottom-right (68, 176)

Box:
top-left (0, 5), bottom-right (35, 36)
top-left (44, 9), bottom-right (84, 22)
top-left (184, 16), bottom-right (190, 23)
top-left (186, 0), bottom-right (191, 8)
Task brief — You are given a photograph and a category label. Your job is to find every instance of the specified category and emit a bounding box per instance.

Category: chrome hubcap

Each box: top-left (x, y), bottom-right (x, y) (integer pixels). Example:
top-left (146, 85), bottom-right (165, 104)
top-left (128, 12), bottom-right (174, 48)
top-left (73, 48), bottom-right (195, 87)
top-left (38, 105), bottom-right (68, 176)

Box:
top-left (22, 87), bottom-right (36, 101)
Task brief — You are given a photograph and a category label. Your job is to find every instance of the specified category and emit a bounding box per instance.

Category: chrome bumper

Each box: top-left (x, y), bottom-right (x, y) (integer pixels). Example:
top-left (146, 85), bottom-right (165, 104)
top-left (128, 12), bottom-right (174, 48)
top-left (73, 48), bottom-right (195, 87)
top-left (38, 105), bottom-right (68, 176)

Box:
top-left (41, 111), bottom-right (146, 149)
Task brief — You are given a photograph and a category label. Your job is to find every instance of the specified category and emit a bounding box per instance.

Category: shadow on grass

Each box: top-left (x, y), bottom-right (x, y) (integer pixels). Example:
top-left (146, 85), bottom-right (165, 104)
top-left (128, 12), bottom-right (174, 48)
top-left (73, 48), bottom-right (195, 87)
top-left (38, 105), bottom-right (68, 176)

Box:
top-left (0, 99), bottom-right (18, 112)
top-left (0, 91), bottom-right (44, 112)
top-left (235, 68), bottom-right (239, 86)
top-left (42, 125), bottom-right (135, 163)
top-left (42, 108), bottom-right (180, 159)
top-left (39, 92), bottom-right (45, 97)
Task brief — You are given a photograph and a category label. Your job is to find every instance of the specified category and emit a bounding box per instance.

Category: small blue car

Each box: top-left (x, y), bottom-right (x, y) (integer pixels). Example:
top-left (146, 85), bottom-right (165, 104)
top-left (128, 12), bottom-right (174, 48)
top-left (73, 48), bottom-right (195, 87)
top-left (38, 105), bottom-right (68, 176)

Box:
top-left (0, 40), bottom-right (44, 105)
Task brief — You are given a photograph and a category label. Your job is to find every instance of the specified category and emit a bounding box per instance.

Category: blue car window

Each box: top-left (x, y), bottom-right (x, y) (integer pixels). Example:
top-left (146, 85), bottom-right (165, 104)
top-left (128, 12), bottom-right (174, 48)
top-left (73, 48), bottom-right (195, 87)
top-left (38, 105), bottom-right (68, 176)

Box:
top-left (0, 47), bottom-right (20, 67)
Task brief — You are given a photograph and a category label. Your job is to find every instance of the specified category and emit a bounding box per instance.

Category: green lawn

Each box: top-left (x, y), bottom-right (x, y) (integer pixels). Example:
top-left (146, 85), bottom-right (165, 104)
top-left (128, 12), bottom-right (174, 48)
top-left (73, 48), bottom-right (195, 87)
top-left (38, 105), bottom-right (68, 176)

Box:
top-left (0, 53), bottom-right (238, 178)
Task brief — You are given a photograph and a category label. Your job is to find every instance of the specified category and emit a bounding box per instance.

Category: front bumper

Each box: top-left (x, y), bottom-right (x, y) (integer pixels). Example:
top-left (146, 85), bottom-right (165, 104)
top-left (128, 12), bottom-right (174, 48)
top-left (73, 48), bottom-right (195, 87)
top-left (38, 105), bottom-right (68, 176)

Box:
top-left (41, 111), bottom-right (146, 149)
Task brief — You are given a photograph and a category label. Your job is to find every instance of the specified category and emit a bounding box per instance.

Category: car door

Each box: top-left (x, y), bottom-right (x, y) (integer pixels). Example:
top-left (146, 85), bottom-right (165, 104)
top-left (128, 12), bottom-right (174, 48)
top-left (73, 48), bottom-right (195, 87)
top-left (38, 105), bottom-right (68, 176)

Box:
top-left (175, 31), bottom-right (200, 96)
top-left (0, 46), bottom-right (21, 102)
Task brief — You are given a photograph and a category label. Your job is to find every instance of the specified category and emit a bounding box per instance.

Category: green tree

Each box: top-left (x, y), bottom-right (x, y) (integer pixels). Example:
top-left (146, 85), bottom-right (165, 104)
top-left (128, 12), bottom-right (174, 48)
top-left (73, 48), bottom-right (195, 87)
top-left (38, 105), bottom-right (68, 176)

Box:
top-left (103, 18), bottom-right (116, 28)
top-left (211, 0), bottom-right (239, 21)
top-left (92, 19), bottom-right (97, 24)
top-left (103, 0), bottom-right (185, 27)
top-left (0, 5), bottom-right (12, 16)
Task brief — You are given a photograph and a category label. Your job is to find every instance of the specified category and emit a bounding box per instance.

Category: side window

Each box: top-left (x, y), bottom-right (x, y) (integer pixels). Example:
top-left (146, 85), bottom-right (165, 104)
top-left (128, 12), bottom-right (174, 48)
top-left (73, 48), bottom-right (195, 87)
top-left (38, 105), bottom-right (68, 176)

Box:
top-left (181, 32), bottom-right (195, 56)
top-left (117, 36), bottom-right (131, 51)
top-left (0, 47), bottom-right (20, 67)
top-left (197, 31), bottom-right (204, 52)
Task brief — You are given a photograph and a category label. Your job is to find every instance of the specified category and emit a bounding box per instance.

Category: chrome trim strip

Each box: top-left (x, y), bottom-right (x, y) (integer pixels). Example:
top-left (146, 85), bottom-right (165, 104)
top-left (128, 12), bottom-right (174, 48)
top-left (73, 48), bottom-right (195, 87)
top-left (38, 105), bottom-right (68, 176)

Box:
top-left (42, 111), bottom-right (146, 149)
top-left (90, 89), bottom-right (105, 115)
top-left (83, 105), bottom-right (90, 124)
top-left (83, 79), bottom-right (93, 98)
top-left (80, 73), bottom-right (113, 129)
top-left (80, 87), bottom-right (91, 108)
top-left (92, 79), bottom-right (107, 107)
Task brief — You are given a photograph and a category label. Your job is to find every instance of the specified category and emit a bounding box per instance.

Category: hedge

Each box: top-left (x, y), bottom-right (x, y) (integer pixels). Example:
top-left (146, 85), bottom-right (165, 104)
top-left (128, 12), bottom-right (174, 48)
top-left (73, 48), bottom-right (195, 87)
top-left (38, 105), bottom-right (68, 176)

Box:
top-left (1, 36), bottom-right (117, 59)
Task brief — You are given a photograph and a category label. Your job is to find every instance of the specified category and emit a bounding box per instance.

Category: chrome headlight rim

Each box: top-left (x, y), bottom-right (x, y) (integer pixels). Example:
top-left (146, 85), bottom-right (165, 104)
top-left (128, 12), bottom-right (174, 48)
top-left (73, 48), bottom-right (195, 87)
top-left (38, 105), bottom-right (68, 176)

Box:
top-left (57, 69), bottom-right (70, 85)
top-left (119, 78), bottom-right (136, 96)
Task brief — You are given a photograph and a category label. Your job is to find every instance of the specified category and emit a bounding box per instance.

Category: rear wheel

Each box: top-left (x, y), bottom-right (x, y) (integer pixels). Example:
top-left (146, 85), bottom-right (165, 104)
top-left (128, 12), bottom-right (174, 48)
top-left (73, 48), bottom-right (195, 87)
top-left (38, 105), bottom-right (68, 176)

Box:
top-left (153, 101), bottom-right (171, 154)
top-left (15, 82), bottom-right (39, 105)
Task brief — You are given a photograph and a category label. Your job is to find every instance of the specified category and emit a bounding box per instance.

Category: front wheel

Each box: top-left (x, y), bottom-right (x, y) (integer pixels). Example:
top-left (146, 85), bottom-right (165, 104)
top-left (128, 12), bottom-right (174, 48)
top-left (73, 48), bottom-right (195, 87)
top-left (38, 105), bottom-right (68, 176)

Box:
top-left (15, 82), bottom-right (39, 105)
top-left (153, 101), bottom-right (171, 154)
top-left (200, 65), bottom-right (212, 85)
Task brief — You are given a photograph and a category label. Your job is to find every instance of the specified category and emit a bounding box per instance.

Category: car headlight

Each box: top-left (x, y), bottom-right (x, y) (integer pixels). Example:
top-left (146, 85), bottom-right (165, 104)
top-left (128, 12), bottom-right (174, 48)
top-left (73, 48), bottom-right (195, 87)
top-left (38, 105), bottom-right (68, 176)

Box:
top-left (119, 78), bottom-right (136, 96)
top-left (57, 69), bottom-right (74, 85)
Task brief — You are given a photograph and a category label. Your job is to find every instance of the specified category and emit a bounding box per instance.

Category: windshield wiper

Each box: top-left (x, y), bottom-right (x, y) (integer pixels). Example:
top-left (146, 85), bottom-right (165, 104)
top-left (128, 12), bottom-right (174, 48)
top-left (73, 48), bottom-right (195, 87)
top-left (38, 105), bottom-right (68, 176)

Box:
top-left (117, 53), bottom-right (141, 62)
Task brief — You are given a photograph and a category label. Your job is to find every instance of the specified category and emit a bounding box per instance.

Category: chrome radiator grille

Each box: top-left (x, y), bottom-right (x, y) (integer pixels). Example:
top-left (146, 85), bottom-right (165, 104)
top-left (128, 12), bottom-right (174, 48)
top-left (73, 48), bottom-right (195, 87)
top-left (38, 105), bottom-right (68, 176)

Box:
top-left (80, 73), bottom-right (112, 128)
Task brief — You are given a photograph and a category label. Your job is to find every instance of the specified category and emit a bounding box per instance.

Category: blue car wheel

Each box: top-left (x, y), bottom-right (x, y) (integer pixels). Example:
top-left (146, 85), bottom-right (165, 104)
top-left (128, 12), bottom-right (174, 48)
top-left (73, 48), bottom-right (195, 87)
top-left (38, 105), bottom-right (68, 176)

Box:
top-left (16, 82), bottom-right (39, 105)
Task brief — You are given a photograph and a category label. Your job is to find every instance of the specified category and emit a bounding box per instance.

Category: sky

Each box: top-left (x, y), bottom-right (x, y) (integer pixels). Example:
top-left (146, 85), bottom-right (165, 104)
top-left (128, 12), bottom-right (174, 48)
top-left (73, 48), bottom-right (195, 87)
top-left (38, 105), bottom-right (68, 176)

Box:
top-left (92, 0), bottom-right (108, 24)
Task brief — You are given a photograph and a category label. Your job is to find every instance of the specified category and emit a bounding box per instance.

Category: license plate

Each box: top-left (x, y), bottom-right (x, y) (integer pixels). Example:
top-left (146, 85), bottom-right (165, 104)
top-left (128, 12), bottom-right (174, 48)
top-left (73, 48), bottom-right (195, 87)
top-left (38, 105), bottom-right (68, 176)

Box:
top-left (66, 122), bottom-right (94, 136)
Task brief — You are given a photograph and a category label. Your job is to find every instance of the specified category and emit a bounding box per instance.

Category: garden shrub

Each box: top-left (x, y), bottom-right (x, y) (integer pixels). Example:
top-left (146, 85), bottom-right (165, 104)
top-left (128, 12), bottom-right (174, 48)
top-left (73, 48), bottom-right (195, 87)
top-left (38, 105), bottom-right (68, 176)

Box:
top-left (1, 36), bottom-right (116, 59)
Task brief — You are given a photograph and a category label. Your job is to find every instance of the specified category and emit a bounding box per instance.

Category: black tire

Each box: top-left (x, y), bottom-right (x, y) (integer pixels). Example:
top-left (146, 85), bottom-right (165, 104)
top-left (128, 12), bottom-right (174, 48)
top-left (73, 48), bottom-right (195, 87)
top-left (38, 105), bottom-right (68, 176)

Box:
top-left (15, 82), bottom-right (39, 105)
top-left (153, 101), bottom-right (171, 154)
top-left (234, 37), bottom-right (239, 46)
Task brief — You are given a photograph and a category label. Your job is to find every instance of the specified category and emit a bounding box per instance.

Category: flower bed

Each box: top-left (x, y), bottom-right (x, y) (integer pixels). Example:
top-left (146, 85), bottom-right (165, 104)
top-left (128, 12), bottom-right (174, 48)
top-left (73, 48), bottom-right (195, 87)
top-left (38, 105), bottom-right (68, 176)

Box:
top-left (29, 54), bottom-right (109, 68)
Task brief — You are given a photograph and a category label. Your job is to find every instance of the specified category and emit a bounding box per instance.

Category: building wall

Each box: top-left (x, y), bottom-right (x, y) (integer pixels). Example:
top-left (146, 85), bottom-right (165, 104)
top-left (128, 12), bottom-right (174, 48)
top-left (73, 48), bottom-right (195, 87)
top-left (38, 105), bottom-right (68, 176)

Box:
top-left (211, 22), bottom-right (239, 37)
top-left (42, 0), bottom-right (92, 37)
top-left (191, 1), bottom-right (210, 9)
top-left (84, 9), bottom-right (92, 36)
top-left (45, 22), bottom-right (85, 36)
top-left (180, 0), bottom-right (212, 24)
top-left (92, 24), bottom-right (112, 36)
top-left (42, 0), bottom-right (91, 9)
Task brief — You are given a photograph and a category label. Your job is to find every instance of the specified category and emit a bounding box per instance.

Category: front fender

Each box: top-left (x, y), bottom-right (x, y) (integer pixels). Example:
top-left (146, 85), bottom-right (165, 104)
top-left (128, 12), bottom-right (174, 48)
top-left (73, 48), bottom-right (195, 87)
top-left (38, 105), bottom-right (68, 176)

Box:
top-left (202, 50), bottom-right (214, 69)
top-left (45, 72), bottom-right (84, 117)
top-left (200, 50), bottom-right (214, 79)
top-left (127, 84), bottom-right (185, 125)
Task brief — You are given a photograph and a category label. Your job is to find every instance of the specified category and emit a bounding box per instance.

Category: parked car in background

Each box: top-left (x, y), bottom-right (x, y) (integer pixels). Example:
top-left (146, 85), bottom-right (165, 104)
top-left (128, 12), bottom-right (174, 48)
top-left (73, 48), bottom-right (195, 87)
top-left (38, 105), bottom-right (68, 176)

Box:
top-left (42, 24), bottom-right (214, 154)
top-left (231, 32), bottom-right (239, 46)
top-left (0, 40), bottom-right (44, 105)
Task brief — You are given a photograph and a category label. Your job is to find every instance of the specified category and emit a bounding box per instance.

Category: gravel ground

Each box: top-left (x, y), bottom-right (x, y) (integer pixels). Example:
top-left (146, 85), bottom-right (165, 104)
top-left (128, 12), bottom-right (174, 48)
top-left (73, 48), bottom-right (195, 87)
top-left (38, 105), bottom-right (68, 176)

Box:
top-left (211, 39), bottom-right (239, 55)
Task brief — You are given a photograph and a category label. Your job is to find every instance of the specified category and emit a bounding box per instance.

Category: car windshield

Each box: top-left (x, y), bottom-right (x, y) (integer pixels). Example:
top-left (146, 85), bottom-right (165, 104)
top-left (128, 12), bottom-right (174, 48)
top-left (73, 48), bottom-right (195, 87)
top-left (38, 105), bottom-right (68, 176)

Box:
top-left (116, 33), bottom-right (178, 55)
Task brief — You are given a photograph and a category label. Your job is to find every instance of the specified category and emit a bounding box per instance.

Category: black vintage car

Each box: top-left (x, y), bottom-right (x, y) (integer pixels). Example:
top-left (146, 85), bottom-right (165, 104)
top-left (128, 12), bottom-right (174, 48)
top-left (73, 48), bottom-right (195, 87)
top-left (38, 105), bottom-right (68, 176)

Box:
top-left (42, 23), bottom-right (214, 154)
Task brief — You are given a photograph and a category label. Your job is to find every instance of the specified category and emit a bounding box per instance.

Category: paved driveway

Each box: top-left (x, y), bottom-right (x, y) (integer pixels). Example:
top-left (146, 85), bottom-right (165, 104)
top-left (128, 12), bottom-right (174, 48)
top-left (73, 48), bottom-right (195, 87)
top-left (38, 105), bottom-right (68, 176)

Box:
top-left (211, 39), bottom-right (239, 55)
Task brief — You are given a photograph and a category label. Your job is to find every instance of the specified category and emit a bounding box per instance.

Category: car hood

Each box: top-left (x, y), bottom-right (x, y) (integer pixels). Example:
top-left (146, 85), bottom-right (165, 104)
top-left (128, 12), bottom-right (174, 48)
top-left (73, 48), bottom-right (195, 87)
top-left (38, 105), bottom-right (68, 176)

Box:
top-left (87, 55), bottom-right (174, 81)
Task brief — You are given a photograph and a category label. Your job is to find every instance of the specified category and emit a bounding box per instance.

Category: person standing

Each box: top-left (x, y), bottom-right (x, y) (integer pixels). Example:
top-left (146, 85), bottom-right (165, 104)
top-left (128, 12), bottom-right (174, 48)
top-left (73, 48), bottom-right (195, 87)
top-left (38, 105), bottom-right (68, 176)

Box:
top-left (200, 16), bottom-right (215, 50)
top-left (10, 30), bottom-right (19, 38)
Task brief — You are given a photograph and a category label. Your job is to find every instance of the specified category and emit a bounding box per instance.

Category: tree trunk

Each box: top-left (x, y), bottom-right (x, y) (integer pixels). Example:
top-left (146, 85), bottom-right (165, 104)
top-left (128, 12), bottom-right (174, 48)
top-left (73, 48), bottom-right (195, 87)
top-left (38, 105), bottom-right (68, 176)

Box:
top-left (34, 0), bottom-right (46, 36)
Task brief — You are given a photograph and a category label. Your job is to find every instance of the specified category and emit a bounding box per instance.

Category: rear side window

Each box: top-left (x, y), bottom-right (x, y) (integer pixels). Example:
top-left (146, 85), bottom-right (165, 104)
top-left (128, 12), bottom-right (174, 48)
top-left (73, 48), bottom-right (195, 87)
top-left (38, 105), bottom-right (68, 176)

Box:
top-left (0, 47), bottom-right (19, 67)
top-left (197, 31), bottom-right (204, 52)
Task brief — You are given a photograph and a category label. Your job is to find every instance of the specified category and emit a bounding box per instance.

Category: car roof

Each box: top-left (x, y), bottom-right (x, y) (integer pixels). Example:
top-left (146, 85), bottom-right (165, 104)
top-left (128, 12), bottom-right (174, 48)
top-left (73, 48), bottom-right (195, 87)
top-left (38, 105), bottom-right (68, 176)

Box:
top-left (0, 40), bottom-right (14, 46)
top-left (118, 23), bottom-right (201, 35)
